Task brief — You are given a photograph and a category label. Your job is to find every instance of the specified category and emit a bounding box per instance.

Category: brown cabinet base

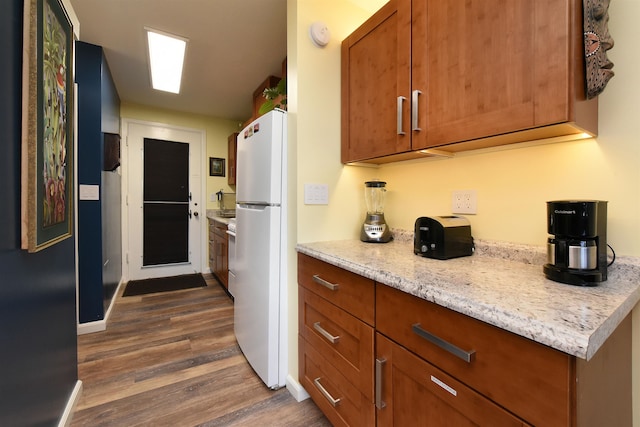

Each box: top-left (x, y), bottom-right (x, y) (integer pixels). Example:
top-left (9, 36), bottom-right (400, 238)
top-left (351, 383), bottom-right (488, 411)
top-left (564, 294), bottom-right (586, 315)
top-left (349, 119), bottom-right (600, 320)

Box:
top-left (298, 254), bottom-right (633, 426)
top-left (208, 219), bottom-right (228, 289)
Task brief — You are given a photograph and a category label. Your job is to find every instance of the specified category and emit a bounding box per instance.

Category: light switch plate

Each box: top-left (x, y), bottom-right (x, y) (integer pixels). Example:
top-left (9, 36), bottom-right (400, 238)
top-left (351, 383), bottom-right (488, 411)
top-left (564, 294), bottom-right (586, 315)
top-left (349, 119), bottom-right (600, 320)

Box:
top-left (79, 184), bottom-right (100, 201)
top-left (304, 183), bottom-right (329, 205)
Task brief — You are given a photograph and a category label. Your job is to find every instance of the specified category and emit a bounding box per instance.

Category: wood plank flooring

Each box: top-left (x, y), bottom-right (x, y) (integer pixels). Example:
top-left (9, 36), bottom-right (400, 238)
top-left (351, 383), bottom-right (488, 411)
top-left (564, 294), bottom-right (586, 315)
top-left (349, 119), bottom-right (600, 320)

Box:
top-left (71, 274), bottom-right (331, 427)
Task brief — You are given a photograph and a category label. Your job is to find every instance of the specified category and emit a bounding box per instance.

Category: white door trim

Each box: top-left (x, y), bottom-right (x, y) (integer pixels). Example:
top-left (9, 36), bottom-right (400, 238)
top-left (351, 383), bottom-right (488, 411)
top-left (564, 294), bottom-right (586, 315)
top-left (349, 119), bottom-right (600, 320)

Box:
top-left (121, 118), bottom-right (207, 282)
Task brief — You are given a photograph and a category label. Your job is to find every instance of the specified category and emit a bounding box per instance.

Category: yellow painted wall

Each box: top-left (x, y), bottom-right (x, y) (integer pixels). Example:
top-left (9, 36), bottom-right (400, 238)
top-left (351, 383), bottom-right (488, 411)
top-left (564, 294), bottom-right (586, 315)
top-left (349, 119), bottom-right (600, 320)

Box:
top-left (291, 0), bottom-right (639, 421)
top-left (120, 102), bottom-right (241, 210)
top-left (287, 0), bottom-right (386, 387)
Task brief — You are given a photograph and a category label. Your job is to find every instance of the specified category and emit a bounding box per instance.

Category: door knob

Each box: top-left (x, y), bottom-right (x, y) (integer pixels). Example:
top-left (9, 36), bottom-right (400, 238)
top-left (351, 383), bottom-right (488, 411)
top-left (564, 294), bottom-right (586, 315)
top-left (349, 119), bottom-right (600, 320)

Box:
top-left (194, 211), bottom-right (199, 217)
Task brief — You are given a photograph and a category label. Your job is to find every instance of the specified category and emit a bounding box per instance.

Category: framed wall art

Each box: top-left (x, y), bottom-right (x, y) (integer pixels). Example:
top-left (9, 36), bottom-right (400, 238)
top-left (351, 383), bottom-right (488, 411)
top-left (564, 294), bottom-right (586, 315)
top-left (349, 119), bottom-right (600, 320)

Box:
top-left (21, 0), bottom-right (74, 252)
top-left (209, 157), bottom-right (225, 177)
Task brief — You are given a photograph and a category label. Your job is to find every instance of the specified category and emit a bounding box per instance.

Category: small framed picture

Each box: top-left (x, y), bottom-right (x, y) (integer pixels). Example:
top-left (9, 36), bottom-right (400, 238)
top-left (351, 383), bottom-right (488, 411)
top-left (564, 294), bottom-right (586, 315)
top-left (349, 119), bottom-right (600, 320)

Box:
top-left (209, 157), bottom-right (225, 177)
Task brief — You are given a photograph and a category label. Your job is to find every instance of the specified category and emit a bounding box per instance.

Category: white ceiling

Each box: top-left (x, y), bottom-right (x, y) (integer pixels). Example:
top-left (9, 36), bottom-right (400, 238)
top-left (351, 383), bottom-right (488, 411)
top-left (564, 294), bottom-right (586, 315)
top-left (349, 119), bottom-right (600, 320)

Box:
top-left (69, 0), bottom-right (287, 122)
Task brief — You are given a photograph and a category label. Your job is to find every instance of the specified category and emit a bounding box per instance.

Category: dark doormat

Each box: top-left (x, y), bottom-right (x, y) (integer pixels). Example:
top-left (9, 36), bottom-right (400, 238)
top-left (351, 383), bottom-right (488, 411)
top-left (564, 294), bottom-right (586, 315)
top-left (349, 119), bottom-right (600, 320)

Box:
top-left (122, 273), bottom-right (207, 297)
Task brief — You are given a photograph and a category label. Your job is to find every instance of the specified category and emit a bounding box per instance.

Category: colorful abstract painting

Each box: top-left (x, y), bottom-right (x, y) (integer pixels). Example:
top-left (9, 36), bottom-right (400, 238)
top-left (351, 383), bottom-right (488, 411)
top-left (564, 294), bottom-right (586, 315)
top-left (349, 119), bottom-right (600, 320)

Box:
top-left (21, 0), bottom-right (74, 252)
top-left (42, 0), bottom-right (69, 227)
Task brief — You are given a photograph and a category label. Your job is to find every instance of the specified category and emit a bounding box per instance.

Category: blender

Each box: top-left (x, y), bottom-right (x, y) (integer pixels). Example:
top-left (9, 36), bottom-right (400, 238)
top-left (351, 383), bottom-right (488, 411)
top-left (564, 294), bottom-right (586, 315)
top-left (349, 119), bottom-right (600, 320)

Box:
top-left (361, 180), bottom-right (392, 243)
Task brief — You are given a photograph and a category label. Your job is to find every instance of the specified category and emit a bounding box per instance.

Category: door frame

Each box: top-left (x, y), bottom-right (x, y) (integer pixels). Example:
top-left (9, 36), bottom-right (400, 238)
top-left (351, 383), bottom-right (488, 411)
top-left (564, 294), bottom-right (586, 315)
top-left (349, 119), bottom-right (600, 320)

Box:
top-left (121, 118), bottom-right (207, 282)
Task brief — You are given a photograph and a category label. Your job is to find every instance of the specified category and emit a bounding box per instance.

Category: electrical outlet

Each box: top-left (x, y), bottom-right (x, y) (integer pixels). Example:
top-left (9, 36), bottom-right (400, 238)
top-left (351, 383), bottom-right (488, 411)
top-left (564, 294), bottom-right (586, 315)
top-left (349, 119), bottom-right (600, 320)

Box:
top-left (452, 190), bottom-right (477, 214)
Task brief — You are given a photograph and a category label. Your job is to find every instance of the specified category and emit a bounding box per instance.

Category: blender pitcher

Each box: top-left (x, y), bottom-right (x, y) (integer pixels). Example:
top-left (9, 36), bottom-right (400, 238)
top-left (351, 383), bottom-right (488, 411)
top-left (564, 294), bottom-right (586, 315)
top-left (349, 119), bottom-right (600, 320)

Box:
top-left (361, 180), bottom-right (392, 243)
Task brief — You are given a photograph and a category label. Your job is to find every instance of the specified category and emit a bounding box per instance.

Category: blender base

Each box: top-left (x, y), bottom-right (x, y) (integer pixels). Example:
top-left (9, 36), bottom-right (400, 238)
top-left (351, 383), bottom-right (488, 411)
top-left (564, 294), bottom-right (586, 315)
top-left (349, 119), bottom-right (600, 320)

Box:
top-left (361, 214), bottom-right (392, 243)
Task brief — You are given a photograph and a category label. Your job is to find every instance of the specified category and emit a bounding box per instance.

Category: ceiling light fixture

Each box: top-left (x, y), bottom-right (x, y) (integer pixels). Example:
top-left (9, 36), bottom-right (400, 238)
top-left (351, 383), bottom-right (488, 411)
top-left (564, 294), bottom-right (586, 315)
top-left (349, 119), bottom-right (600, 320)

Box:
top-left (145, 28), bottom-right (188, 94)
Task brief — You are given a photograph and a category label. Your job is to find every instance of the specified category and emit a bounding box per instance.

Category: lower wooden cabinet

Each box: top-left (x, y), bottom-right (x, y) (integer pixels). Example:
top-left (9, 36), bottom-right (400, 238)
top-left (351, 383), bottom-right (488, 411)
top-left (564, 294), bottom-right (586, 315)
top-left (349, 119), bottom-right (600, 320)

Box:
top-left (376, 284), bottom-right (571, 425)
top-left (298, 254), bottom-right (632, 426)
top-left (375, 334), bottom-right (528, 426)
top-left (299, 338), bottom-right (375, 427)
top-left (208, 219), bottom-right (228, 289)
top-left (298, 253), bottom-right (375, 426)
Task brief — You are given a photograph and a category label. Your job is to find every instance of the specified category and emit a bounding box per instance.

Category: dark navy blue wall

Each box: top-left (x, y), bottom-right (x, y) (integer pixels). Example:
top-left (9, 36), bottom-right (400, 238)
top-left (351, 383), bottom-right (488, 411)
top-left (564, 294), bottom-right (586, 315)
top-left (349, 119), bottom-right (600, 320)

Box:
top-left (0, 0), bottom-right (78, 425)
top-left (76, 41), bottom-right (122, 323)
top-left (76, 42), bottom-right (105, 322)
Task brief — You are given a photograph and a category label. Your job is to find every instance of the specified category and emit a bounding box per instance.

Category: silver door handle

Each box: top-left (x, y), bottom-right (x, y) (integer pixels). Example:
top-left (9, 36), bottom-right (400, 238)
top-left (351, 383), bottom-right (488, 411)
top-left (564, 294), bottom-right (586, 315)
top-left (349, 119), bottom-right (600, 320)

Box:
top-left (412, 89), bottom-right (422, 131)
top-left (412, 323), bottom-right (476, 363)
top-left (313, 322), bottom-right (340, 344)
top-left (397, 96), bottom-right (407, 135)
top-left (312, 274), bottom-right (339, 291)
top-left (375, 358), bottom-right (387, 409)
top-left (314, 377), bottom-right (341, 407)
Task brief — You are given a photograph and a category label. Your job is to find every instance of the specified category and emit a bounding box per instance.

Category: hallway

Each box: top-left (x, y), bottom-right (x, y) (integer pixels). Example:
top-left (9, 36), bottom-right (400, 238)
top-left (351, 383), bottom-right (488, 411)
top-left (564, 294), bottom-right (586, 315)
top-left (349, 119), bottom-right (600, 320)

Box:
top-left (71, 275), bottom-right (330, 426)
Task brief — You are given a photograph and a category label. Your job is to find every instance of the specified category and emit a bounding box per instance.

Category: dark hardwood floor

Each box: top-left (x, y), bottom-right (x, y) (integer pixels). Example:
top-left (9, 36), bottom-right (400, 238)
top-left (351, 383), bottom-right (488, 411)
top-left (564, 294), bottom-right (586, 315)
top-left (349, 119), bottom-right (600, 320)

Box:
top-left (71, 274), bottom-right (331, 427)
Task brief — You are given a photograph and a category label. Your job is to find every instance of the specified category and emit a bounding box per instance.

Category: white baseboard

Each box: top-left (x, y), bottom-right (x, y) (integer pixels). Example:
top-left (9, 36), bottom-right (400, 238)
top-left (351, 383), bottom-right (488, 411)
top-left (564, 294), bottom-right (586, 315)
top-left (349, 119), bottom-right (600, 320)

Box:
top-left (58, 380), bottom-right (82, 427)
top-left (77, 278), bottom-right (125, 335)
top-left (286, 374), bottom-right (310, 402)
top-left (77, 319), bottom-right (106, 335)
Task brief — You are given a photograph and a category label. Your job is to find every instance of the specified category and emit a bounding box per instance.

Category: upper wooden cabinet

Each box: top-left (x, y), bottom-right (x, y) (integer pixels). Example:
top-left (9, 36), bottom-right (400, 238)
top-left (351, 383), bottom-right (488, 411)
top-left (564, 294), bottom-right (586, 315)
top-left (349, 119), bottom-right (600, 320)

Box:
top-left (341, 0), bottom-right (597, 164)
top-left (227, 132), bottom-right (238, 186)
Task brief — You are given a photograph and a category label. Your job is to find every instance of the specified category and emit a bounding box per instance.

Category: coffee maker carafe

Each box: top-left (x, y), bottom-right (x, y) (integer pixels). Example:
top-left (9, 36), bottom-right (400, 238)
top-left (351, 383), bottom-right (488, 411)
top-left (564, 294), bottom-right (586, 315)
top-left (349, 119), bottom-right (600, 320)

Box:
top-left (543, 200), bottom-right (608, 286)
top-left (361, 180), bottom-right (392, 243)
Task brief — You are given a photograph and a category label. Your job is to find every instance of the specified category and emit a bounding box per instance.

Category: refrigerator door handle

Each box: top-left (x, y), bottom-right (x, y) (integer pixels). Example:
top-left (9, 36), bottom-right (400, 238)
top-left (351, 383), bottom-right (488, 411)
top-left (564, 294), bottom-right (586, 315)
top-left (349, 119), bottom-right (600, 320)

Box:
top-left (238, 202), bottom-right (278, 209)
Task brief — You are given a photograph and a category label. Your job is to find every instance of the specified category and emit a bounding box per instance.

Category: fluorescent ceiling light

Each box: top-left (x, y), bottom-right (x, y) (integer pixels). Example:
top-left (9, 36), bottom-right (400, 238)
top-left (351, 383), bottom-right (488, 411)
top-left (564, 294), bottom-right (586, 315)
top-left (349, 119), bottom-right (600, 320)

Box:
top-left (146, 28), bottom-right (187, 94)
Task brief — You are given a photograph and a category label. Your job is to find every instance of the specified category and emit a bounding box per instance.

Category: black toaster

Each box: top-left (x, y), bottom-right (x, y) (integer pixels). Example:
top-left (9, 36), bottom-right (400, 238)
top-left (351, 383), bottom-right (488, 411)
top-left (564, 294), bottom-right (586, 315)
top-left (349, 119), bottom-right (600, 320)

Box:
top-left (414, 216), bottom-right (474, 259)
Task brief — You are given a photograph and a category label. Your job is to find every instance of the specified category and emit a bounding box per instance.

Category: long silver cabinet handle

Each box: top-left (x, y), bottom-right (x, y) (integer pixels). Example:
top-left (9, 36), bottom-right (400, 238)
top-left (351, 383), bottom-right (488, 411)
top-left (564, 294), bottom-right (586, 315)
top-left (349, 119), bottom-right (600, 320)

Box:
top-left (375, 358), bottom-right (387, 409)
top-left (397, 96), bottom-right (407, 135)
top-left (314, 377), bottom-right (341, 407)
top-left (412, 323), bottom-right (476, 363)
top-left (312, 274), bottom-right (339, 291)
top-left (412, 89), bottom-right (422, 131)
top-left (313, 321), bottom-right (340, 344)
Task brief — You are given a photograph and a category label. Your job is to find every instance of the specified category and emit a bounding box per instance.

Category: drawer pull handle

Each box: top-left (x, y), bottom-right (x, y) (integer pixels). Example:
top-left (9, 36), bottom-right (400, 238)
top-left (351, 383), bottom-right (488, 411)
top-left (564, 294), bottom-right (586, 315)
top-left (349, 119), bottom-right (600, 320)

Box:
top-left (375, 358), bottom-right (387, 409)
top-left (312, 274), bottom-right (339, 291)
top-left (313, 322), bottom-right (340, 344)
top-left (412, 89), bottom-right (422, 131)
top-left (397, 96), bottom-right (406, 135)
top-left (412, 323), bottom-right (476, 363)
top-left (314, 377), bottom-right (341, 407)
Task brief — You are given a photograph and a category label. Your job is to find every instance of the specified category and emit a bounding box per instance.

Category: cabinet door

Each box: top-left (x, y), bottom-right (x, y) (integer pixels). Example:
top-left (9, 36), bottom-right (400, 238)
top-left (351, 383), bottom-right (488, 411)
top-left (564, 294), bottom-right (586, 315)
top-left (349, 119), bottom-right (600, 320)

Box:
top-left (341, 0), bottom-right (411, 162)
top-left (376, 284), bottom-right (572, 425)
top-left (299, 287), bottom-right (374, 400)
top-left (376, 334), bottom-right (528, 427)
top-left (213, 229), bottom-right (228, 288)
top-left (411, 0), bottom-right (536, 149)
top-left (300, 337), bottom-right (375, 427)
top-left (227, 132), bottom-right (238, 186)
top-left (298, 253), bottom-right (375, 325)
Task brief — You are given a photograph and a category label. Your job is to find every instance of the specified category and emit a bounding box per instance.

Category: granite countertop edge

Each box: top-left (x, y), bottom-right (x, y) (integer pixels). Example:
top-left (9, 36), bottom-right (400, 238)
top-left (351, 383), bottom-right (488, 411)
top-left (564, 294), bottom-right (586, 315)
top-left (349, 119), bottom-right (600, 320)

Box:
top-left (296, 231), bottom-right (640, 361)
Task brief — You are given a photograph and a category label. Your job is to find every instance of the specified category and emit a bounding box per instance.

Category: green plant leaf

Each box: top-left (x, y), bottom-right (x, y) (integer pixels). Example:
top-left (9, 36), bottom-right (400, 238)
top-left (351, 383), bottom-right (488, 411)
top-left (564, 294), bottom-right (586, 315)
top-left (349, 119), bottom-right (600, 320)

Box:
top-left (260, 77), bottom-right (287, 113)
top-left (258, 99), bottom-right (275, 115)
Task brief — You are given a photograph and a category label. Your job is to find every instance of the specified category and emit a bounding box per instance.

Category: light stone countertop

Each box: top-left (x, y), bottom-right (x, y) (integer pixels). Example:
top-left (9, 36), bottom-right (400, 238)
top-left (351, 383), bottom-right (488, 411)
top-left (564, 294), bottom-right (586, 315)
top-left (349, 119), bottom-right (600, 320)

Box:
top-left (296, 230), bottom-right (640, 361)
top-left (206, 210), bottom-right (233, 225)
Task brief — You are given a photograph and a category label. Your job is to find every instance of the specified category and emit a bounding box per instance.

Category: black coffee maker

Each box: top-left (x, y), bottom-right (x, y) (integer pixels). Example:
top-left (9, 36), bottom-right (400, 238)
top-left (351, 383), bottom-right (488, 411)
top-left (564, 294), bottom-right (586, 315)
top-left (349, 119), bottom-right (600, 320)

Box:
top-left (543, 200), bottom-right (608, 286)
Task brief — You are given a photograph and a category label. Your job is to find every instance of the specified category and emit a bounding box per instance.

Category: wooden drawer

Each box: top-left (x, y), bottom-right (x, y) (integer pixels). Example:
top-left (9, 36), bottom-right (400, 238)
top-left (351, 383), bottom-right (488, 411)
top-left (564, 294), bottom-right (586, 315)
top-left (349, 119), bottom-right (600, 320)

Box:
top-left (208, 220), bottom-right (215, 240)
top-left (299, 337), bottom-right (375, 427)
top-left (376, 334), bottom-right (529, 426)
top-left (298, 253), bottom-right (374, 325)
top-left (299, 287), bottom-right (374, 400)
top-left (212, 221), bottom-right (227, 239)
top-left (376, 284), bottom-right (572, 426)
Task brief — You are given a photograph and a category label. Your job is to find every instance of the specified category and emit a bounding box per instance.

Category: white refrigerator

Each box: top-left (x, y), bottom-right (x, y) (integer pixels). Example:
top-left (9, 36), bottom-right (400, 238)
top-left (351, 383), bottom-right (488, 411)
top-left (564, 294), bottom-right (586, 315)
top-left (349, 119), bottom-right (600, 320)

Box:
top-left (234, 109), bottom-right (287, 389)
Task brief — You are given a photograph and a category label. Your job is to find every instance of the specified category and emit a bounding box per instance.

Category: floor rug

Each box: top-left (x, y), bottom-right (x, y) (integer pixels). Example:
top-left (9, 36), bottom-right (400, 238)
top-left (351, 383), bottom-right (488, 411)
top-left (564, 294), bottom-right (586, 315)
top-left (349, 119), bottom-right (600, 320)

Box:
top-left (122, 273), bottom-right (207, 297)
